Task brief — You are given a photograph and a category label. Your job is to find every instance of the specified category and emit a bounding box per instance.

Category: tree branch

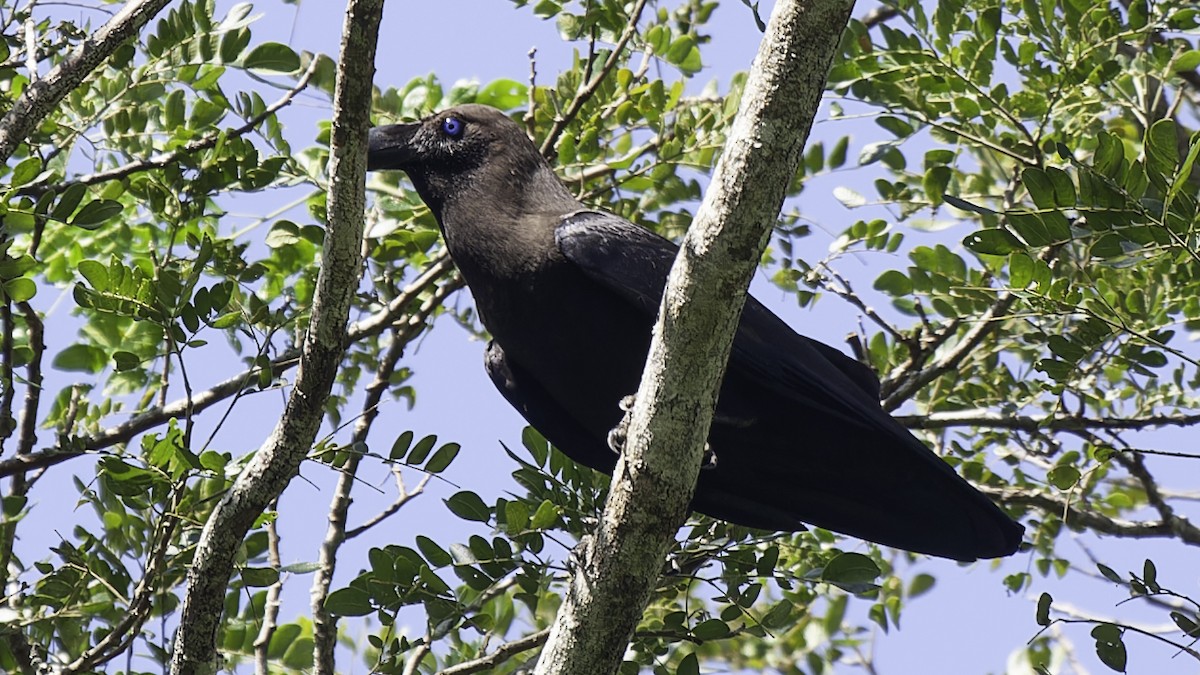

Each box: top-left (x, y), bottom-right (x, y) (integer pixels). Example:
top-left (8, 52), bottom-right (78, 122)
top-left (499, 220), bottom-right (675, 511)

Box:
top-left (0, 255), bottom-right (455, 480)
top-left (533, 0), bottom-right (855, 672)
top-left (983, 486), bottom-right (1200, 546)
top-left (0, 0), bottom-right (173, 164)
top-left (168, 1), bottom-right (384, 672)
top-left (312, 328), bottom-right (410, 674)
top-left (437, 628), bottom-right (551, 675)
top-left (895, 409), bottom-right (1200, 433)
top-left (21, 55), bottom-right (321, 197)
top-left (537, 0), bottom-right (649, 159)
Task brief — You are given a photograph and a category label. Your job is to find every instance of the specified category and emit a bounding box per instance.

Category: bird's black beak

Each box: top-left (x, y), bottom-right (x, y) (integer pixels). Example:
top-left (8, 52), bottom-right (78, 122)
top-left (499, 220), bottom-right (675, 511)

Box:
top-left (367, 123), bottom-right (420, 171)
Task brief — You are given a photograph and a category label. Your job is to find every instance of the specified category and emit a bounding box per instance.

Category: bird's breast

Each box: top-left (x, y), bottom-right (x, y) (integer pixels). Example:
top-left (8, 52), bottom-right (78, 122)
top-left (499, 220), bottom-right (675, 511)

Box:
top-left (468, 259), bottom-right (654, 436)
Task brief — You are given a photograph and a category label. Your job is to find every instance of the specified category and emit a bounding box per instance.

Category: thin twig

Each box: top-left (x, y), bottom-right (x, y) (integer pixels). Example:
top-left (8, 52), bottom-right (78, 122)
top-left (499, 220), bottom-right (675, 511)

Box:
top-left (0, 0), bottom-right (174, 164)
top-left (22, 56), bottom-right (321, 197)
top-left (253, 500), bottom-right (284, 675)
top-left (436, 628), bottom-right (552, 675)
top-left (537, 0), bottom-right (649, 159)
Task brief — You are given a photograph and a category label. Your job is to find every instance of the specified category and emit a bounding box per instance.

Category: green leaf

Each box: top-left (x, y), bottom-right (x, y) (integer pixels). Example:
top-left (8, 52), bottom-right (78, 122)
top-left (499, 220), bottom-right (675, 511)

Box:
top-left (1174, 49), bottom-right (1200, 73)
top-left (1142, 559), bottom-right (1158, 591)
top-left (476, 79), bottom-right (528, 109)
top-left (923, 165), bottom-right (952, 205)
top-left (112, 351), bottom-right (140, 372)
top-left (964, 229), bottom-right (1024, 255)
top-left (1091, 624), bottom-right (1126, 672)
top-left (945, 194), bottom-right (997, 215)
top-left (9, 157), bottom-right (41, 187)
top-left (243, 42), bottom-right (300, 72)
top-left (876, 115), bottom-right (914, 138)
top-left (324, 587), bottom-right (373, 616)
top-left (240, 566), bottom-right (280, 587)
top-left (1047, 465), bottom-right (1080, 490)
top-left (1036, 358), bottom-right (1074, 382)
top-left (389, 430), bottom-right (414, 460)
top-left (408, 434), bottom-right (437, 465)
top-left (50, 183), bottom-right (88, 222)
top-left (1097, 563), bottom-right (1123, 584)
top-left (908, 573), bottom-right (936, 598)
top-left (415, 535), bottom-right (452, 568)
top-left (424, 442), bottom-right (460, 473)
top-left (504, 500), bottom-right (530, 531)
top-left (821, 552), bottom-right (881, 585)
top-left (530, 499), bottom-right (559, 530)
top-left (53, 344), bottom-right (107, 373)
top-left (3, 278), bottom-right (35, 302)
top-left (71, 200), bottom-right (124, 229)
top-left (1145, 119), bottom-right (1179, 177)
top-left (676, 652), bottom-right (700, 675)
top-left (445, 491), bottom-right (490, 522)
top-left (761, 599), bottom-right (794, 629)
top-left (1036, 592), bottom-right (1053, 626)
top-left (1171, 611), bottom-right (1200, 637)
top-left (189, 99), bottom-right (226, 129)
top-left (691, 618), bottom-right (730, 641)
top-left (265, 220), bottom-right (301, 248)
top-left (873, 269), bottom-right (912, 297)
top-left (829, 136), bottom-right (849, 168)
top-left (77, 260), bottom-right (109, 291)
top-left (1009, 252), bottom-right (1033, 288)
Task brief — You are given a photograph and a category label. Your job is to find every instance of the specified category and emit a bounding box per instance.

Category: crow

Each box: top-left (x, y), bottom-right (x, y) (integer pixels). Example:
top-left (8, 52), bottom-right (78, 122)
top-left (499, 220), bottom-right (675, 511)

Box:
top-left (367, 104), bottom-right (1023, 561)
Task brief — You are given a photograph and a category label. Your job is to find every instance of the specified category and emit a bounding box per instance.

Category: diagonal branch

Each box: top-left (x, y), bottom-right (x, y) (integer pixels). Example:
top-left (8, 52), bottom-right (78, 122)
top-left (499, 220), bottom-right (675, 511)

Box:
top-left (895, 409), bottom-right (1200, 433)
top-left (310, 277), bottom-right (453, 673)
top-left (537, 0), bottom-right (649, 159)
top-left (168, 1), bottom-right (384, 671)
top-left (0, 256), bottom-right (456, 480)
top-left (533, 0), bottom-right (856, 672)
top-left (21, 56), bottom-right (321, 197)
top-left (983, 486), bottom-right (1200, 546)
top-left (437, 628), bottom-right (551, 675)
top-left (0, 0), bottom-right (173, 164)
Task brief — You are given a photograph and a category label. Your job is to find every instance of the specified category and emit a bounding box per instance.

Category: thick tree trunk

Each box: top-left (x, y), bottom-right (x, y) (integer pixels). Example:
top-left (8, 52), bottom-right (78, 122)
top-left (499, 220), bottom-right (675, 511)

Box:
top-left (532, 0), bottom-right (857, 672)
top-left (167, 1), bottom-right (384, 673)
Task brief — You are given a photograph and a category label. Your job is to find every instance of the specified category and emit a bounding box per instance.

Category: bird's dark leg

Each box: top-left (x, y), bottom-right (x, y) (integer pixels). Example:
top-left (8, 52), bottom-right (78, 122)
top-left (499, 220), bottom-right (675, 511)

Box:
top-left (606, 394), bottom-right (718, 470)
top-left (605, 394), bottom-right (638, 455)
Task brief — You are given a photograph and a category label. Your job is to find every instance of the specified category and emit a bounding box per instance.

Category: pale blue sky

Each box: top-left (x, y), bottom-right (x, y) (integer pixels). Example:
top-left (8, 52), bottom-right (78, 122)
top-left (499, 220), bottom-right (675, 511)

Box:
top-left (17, 1), bottom-right (1200, 673)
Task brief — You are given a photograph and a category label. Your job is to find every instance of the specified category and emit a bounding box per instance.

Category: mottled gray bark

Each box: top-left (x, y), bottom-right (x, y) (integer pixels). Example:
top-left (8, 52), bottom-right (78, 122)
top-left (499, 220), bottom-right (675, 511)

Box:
top-left (532, 0), bottom-right (857, 672)
top-left (0, 0), bottom-right (173, 164)
top-left (167, 1), bottom-right (385, 673)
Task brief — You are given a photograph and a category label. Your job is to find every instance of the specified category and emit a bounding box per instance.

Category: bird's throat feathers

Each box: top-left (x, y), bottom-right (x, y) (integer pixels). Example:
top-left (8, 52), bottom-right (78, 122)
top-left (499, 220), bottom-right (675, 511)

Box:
top-left (432, 147), bottom-right (581, 279)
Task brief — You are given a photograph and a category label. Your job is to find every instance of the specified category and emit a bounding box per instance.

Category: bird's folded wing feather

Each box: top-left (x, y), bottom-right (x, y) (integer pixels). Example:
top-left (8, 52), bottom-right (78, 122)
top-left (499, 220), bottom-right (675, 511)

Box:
top-left (555, 210), bottom-right (890, 429)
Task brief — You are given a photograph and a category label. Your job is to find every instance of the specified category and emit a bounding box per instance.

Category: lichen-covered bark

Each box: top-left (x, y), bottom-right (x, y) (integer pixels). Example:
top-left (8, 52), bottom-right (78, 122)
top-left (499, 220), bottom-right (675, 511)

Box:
top-left (0, 0), bottom-right (173, 163)
top-left (167, 2), bottom-right (385, 673)
top-left (532, 0), bottom-right (857, 672)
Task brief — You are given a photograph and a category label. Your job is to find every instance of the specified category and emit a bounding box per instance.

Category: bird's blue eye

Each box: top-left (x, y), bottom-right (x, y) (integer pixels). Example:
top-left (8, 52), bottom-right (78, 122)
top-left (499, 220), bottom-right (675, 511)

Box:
top-left (440, 117), bottom-right (464, 139)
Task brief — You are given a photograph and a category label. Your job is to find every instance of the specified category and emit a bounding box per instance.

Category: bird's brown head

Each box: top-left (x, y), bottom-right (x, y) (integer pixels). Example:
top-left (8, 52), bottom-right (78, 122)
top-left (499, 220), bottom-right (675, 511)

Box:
top-left (368, 104), bottom-right (564, 218)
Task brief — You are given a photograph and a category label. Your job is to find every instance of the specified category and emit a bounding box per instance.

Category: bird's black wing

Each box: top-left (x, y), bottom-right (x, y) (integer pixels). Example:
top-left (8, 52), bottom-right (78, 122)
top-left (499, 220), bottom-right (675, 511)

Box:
top-left (484, 340), bottom-right (618, 474)
top-left (556, 211), bottom-right (881, 405)
top-left (556, 211), bottom-right (883, 422)
top-left (556, 210), bottom-right (1022, 560)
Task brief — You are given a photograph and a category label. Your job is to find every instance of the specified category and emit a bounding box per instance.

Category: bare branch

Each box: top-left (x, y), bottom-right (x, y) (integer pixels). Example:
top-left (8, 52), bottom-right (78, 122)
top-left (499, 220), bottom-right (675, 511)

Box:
top-left (312, 330), bottom-right (409, 674)
top-left (534, 0), bottom-right (855, 671)
top-left (253, 501), bottom-right (284, 675)
top-left (436, 628), bottom-right (551, 675)
top-left (64, 488), bottom-right (182, 673)
top-left (983, 486), bottom-right (1200, 546)
top-left (0, 0), bottom-right (174, 164)
top-left (169, 1), bottom-right (384, 671)
top-left (23, 57), bottom-right (321, 197)
top-left (895, 409), bottom-right (1200, 434)
top-left (537, 0), bottom-right (649, 159)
